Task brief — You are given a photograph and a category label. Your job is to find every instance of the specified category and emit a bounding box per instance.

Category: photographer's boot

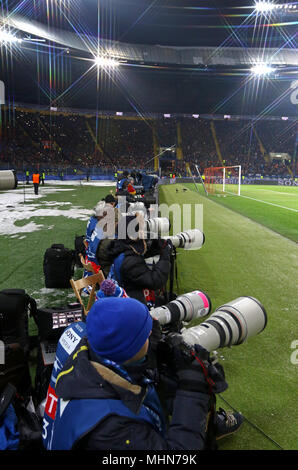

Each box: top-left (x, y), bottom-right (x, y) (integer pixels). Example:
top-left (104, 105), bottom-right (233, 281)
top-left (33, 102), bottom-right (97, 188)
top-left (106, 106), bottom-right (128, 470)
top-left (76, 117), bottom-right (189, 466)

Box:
top-left (215, 407), bottom-right (244, 440)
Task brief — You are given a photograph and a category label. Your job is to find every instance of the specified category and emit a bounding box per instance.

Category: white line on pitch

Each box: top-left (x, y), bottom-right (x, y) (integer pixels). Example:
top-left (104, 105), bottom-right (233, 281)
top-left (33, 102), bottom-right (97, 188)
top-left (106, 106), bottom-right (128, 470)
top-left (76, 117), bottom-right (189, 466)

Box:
top-left (253, 188), bottom-right (298, 197)
top-left (239, 194), bottom-right (298, 212)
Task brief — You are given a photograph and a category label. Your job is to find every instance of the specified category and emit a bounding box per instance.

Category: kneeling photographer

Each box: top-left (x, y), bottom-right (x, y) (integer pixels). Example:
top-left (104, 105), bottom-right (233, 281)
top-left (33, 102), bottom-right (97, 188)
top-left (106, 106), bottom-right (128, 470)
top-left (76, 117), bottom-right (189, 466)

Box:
top-left (108, 214), bottom-right (172, 306)
top-left (44, 297), bottom-right (242, 450)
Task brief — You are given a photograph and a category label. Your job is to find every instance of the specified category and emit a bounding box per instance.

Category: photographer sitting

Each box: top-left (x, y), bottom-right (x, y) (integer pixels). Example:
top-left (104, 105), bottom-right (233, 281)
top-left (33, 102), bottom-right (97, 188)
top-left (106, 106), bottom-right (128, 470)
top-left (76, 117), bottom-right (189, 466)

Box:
top-left (84, 200), bottom-right (106, 273)
top-left (116, 171), bottom-right (130, 193)
top-left (85, 195), bottom-right (120, 276)
top-left (95, 195), bottom-right (122, 277)
top-left (108, 214), bottom-right (171, 306)
top-left (44, 297), bottom-right (243, 450)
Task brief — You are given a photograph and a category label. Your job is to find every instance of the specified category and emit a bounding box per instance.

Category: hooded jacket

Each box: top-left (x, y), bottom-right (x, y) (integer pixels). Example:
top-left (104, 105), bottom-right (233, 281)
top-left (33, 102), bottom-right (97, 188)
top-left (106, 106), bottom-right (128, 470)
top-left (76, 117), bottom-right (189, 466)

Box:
top-left (108, 239), bottom-right (171, 305)
top-left (48, 337), bottom-right (210, 450)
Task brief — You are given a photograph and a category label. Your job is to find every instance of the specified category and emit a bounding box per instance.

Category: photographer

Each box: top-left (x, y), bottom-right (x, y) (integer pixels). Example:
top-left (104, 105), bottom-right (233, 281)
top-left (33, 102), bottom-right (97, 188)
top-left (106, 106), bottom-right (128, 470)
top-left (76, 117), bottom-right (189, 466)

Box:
top-left (44, 297), bottom-right (243, 450)
top-left (84, 200), bottom-right (105, 272)
top-left (95, 195), bottom-right (122, 277)
top-left (116, 170), bottom-right (130, 193)
top-left (85, 195), bottom-right (120, 275)
top-left (108, 214), bottom-right (171, 306)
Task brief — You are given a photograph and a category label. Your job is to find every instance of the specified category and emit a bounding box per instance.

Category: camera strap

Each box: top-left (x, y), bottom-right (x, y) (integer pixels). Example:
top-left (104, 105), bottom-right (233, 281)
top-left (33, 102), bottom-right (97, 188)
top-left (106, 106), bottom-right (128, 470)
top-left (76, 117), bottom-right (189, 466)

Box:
top-left (190, 350), bottom-right (218, 450)
top-left (205, 394), bottom-right (218, 450)
top-left (169, 247), bottom-right (178, 301)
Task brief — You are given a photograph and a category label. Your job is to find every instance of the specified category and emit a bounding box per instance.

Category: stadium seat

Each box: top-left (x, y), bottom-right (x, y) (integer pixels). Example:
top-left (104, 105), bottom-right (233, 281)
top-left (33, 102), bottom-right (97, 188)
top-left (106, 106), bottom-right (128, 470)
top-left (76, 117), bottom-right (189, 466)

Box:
top-left (70, 271), bottom-right (105, 316)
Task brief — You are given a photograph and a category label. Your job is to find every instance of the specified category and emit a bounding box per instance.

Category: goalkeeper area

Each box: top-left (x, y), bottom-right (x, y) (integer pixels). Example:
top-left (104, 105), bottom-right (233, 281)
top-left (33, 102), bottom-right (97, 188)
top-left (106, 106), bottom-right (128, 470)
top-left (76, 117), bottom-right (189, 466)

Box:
top-left (0, 179), bottom-right (297, 450)
top-left (203, 165), bottom-right (241, 196)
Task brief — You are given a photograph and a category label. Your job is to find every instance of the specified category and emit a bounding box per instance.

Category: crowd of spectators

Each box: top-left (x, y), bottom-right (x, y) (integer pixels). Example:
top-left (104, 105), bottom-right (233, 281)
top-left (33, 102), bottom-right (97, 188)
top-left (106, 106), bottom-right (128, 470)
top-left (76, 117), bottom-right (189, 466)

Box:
top-left (0, 108), bottom-right (296, 177)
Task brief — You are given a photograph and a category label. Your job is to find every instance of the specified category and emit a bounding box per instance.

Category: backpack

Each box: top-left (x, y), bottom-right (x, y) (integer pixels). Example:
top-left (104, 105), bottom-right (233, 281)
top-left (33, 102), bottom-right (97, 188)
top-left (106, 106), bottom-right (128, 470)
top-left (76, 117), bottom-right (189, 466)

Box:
top-left (0, 383), bottom-right (19, 450)
top-left (43, 244), bottom-right (75, 288)
top-left (0, 383), bottom-right (43, 451)
top-left (0, 289), bottom-right (37, 395)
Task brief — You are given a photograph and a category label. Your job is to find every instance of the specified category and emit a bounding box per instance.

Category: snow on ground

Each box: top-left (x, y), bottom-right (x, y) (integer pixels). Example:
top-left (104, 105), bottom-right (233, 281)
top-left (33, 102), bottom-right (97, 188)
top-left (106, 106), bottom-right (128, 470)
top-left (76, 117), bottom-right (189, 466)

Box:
top-left (0, 180), bottom-right (114, 236)
top-left (18, 179), bottom-right (116, 187)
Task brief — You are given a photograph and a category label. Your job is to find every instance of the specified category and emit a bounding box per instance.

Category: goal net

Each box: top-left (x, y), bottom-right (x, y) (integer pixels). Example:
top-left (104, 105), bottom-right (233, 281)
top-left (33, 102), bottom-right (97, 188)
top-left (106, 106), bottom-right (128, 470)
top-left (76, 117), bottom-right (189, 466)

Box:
top-left (204, 165), bottom-right (241, 196)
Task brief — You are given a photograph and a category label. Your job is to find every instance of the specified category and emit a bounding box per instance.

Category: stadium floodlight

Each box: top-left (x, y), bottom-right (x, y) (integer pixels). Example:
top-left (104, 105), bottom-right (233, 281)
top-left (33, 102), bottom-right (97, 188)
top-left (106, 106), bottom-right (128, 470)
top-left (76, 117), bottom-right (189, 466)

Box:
top-left (0, 30), bottom-right (22, 44)
top-left (254, 2), bottom-right (276, 13)
top-left (250, 63), bottom-right (274, 76)
top-left (94, 56), bottom-right (119, 67)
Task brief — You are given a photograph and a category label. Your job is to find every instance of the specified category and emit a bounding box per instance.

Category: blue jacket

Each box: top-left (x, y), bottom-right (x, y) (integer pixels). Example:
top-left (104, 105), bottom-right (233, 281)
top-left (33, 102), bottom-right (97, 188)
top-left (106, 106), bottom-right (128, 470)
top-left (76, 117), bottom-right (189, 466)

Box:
top-left (86, 216), bottom-right (98, 245)
top-left (42, 322), bottom-right (87, 450)
top-left (117, 178), bottom-right (128, 192)
top-left (50, 382), bottom-right (165, 450)
top-left (85, 220), bottom-right (104, 264)
top-left (46, 337), bottom-right (210, 450)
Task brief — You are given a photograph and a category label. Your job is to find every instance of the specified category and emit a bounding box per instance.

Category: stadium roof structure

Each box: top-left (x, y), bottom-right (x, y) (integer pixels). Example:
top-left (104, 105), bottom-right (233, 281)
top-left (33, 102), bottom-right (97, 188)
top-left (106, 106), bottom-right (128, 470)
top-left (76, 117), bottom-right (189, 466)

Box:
top-left (0, 1), bottom-right (297, 116)
top-left (1, 11), bottom-right (297, 70)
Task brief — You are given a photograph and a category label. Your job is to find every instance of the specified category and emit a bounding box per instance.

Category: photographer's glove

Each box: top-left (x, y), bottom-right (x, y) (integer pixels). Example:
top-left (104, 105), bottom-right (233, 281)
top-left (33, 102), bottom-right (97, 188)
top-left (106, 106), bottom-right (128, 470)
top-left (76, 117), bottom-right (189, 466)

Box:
top-left (175, 344), bottom-right (228, 395)
top-left (158, 239), bottom-right (172, 259)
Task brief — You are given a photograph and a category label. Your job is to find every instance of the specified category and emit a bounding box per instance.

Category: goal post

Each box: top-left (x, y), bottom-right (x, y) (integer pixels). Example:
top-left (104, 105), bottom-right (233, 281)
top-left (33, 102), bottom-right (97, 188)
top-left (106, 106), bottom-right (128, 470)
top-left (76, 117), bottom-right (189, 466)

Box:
top-left (204, 165), bottom-right (241, 196)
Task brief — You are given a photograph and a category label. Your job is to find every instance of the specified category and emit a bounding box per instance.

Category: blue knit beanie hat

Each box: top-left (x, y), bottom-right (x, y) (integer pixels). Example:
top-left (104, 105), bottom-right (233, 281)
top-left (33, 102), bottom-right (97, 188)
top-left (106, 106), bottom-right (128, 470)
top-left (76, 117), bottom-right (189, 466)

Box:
top-left (86, 297), bottom-right (153, 364)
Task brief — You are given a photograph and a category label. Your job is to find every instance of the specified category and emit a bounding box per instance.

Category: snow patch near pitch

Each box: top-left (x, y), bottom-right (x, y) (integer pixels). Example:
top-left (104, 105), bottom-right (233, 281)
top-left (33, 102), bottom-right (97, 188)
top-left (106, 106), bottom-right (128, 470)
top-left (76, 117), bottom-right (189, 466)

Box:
top-left (0, 186), bottom-right (92, 236)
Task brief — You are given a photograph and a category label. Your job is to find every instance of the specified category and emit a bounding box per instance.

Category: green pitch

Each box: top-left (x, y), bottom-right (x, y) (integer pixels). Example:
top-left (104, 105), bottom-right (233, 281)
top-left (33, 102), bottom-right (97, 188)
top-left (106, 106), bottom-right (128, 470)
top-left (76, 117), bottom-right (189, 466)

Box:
top-left (0, 181), bottom-right (297, 450)
top-left (0, 182), bottom-right (112, 310)
top-left (159, 183), bottom-right (298, 450)
top-left (186, 183), bottom-right (298, 243)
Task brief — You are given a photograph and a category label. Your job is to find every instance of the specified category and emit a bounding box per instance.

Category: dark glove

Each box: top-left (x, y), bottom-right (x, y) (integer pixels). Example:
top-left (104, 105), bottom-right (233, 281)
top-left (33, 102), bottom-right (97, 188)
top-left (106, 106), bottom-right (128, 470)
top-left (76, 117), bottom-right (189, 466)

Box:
top-left (174, 343), bottom-right (228, 395)
top-left (149, 318), bottom-right (163, 351)
top-left (159, 239), bottom-right (172, 259)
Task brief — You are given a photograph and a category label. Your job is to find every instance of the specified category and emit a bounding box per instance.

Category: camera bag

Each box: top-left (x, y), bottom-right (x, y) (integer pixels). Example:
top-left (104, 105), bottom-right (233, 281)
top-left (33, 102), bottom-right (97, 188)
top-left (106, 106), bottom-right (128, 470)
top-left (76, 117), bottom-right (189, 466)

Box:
top-left (0, 289), bottom-right (37, 394)
top-left (0, 289), bottom-right (37, 352)
top-left (43, 244), bottom-right (75, 288)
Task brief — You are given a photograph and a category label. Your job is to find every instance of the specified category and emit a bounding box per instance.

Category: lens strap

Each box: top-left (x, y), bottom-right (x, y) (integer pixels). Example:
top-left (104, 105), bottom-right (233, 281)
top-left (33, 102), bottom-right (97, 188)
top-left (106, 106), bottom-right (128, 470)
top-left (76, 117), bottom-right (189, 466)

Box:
top-left (191, 350), bottom-right (215, 396)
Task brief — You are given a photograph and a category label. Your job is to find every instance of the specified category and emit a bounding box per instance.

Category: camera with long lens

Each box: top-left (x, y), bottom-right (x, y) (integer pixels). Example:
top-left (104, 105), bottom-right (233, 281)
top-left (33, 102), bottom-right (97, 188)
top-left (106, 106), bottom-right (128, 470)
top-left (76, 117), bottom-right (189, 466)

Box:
top-left (127, 201), bottom-right (147, 215)
top-left (144, 228), bottom-right (204, 275)
top-left (150, 290), bottom-right (212, 326)
top-left (165, 228), bottom-right (205, 251)
top-left (0, 170), bottom-right (18, 190)
top-left (146, 217), bottom-right (171, 237)
top-left (145, 228), bottom-right (205, 254)
top-left (181, 296), bottom-right (267, 352)
top-left (151, 295), bottom-right (267, 353)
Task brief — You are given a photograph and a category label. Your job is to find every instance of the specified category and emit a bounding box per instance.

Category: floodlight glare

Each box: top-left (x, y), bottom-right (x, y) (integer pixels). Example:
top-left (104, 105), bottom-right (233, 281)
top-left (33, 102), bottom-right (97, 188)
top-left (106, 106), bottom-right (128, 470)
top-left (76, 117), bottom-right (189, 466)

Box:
top-left (0, 30), bottom-right (22, 44)
top-left (254, 2), bottom-right (275, 13)
top-left (94, 56), bottom-right (119, 67)
top-left (251, 63), bottom-right (274, 76)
